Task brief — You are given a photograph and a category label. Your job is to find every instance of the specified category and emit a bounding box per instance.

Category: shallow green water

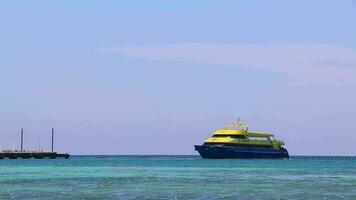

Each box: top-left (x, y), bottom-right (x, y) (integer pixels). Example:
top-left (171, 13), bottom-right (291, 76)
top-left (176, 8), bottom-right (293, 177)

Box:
top-left (0, 156), bottom-right (355, 199)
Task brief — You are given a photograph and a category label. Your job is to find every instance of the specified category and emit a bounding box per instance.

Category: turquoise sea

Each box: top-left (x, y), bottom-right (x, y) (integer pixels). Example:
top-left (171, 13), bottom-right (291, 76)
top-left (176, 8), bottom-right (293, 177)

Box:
top-left (0, 156), bottom-right (356, 199)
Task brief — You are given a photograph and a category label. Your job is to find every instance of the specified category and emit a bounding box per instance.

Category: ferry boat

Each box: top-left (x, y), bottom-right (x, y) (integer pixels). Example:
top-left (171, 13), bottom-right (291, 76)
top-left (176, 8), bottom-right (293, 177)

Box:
top-left (195, 120), bottom-right (289, 159)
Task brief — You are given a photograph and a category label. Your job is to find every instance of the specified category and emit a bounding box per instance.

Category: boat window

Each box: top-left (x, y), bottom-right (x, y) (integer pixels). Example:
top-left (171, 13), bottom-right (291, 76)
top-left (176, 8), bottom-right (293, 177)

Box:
top-left (247, 137), bottom-right (269, 141)
top-left (204, 142), bottom-right (273, 148)
top-left (212, 134), bottom-right (246, 139)
top-left (230, 135), bottom-right (246, 139)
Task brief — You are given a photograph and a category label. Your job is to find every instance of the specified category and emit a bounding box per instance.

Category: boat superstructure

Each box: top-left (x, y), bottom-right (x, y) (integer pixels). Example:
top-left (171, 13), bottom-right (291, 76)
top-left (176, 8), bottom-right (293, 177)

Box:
top-left (195, 120), bottom-right (289, 159)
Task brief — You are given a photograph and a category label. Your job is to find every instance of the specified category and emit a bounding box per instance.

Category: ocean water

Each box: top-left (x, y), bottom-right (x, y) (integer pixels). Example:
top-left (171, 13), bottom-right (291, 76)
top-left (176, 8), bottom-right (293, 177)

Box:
top-left (0, 156), bottom-right (356, 200)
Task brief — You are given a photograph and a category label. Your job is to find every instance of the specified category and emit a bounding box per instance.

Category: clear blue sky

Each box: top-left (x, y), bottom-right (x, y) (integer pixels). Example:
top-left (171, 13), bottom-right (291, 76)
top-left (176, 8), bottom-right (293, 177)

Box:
top-left (1, 0), bottom-right (356, 155)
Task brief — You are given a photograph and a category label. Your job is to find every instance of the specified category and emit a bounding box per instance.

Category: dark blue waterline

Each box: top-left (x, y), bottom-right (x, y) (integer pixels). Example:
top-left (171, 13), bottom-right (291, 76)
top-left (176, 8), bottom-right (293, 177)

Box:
top-left (67, 155), bottom-right (356, 160)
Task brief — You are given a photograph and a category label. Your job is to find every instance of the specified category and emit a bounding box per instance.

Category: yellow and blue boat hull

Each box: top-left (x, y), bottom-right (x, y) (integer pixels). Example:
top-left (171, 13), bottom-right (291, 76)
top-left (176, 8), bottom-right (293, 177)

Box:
top-left (195, 145), bottom-right (289, 159)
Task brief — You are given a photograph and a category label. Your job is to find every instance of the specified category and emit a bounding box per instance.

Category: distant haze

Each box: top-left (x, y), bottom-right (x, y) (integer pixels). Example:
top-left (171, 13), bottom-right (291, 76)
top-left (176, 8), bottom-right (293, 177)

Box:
top-left (1, 1), bottom-right (356, 155)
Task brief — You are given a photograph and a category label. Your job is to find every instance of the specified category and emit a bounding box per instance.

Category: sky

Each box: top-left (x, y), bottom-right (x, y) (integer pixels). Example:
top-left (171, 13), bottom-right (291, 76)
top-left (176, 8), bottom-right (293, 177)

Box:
top-left (1, 0), bottom-right (356, 155)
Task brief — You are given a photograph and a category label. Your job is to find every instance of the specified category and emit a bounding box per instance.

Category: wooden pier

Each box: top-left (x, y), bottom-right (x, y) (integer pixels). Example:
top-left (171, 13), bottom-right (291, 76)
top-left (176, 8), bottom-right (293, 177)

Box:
top-left (0, 151), bottom-right (69, 159)
top-left (0, 128), bottom-right (70, 160)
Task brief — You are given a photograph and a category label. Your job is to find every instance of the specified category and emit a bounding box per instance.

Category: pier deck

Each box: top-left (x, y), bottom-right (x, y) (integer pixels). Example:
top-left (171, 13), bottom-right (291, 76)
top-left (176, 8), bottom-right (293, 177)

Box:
top-left (0, 152), bottom-right (70, 159)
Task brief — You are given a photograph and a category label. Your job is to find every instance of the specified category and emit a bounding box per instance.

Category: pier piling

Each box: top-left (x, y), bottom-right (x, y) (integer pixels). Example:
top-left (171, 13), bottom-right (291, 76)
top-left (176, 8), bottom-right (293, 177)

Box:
top-left (20, 128), bottom-right (24, 152)
top-left (51, 128), bottom-right (54, 152)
